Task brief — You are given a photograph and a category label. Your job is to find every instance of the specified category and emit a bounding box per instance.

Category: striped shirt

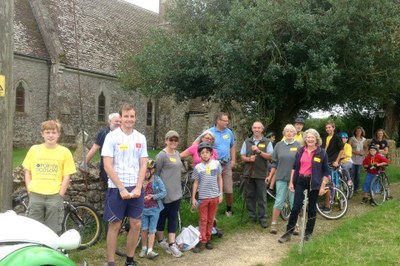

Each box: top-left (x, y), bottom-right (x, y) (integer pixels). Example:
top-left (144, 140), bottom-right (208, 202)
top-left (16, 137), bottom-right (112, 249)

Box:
top-left (101, 127), bottom-right (148, 188)
top-left (192, 160), bottom-right (222, 199)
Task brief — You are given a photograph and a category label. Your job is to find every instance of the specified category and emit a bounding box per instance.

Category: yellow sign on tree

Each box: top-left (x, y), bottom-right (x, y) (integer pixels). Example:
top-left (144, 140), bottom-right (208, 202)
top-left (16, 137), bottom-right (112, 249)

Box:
top-left (0, 75), bottom-right (5, 97)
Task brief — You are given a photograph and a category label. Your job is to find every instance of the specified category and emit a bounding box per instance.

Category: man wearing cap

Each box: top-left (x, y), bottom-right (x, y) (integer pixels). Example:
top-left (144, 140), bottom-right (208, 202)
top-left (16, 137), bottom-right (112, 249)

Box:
top-left (240, 121), bottom-right (272, 228)
top-left (102, 104), bottom-right (148, 266)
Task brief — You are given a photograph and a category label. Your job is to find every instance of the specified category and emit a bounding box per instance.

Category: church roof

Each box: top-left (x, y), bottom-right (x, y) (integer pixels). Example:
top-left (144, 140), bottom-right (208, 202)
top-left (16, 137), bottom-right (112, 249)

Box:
top-left (14, 0), bottom-right (159, 75)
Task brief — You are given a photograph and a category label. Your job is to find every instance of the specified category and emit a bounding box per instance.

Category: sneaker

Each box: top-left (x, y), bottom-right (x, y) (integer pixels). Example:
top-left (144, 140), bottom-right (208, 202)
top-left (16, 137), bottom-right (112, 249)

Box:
top-left (369, 198), bottom-right (375, 205)
top-left (270, 224), bottom-right (277, 234)
top-left (304, 234), bottom-right (312, 242)
top-left (320, 206), bottom-right (331, 213)
top-left (225, 211), bottom-right (233, 217)
top-left (361, 197), bottom-right (368, 204)
top-left (139, 248), bottom-right (147, 258)
top-left (205, 241), bottom-right (213, 250)
top-left (278, 231), bottom-right (292, 243)
top-left (347, 180), bottom-right (353, 187)
top-left (125, 261), bottom-right (137, 266)
top-left (293, 224), bottom-right (300, 235)
top-left (147, 250), bottom-right (159, 259)
top-left (167, 243), bottom-right (183, 258)
top-left (158, 239), bottom-right (169, 251)
top-left (192, 242), bottom-right (206, 253)
top-left (260, 220), bottom-right (268, 229)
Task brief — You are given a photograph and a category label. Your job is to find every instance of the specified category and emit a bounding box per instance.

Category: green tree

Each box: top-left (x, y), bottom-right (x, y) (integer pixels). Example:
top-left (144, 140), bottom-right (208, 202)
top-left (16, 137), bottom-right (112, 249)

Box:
top-left (119, 0), bottom-right (340, 132)
top-left (119, 0), bottom-right (400, 139)
top-left (322, 0), bottom-right (400, 139)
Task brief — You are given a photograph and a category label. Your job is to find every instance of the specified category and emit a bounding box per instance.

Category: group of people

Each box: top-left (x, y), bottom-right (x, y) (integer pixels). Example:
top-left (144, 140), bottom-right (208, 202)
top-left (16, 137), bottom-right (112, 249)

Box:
top-left (20, 103), bottom-right (391, 265)
top-left (265, 122), bottom-right (390, 244)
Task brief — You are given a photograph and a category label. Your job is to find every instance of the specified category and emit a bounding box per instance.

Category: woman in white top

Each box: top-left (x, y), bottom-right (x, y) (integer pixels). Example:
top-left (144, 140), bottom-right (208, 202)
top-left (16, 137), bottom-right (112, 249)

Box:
top-left (349, 126), bottom-right (366, 192)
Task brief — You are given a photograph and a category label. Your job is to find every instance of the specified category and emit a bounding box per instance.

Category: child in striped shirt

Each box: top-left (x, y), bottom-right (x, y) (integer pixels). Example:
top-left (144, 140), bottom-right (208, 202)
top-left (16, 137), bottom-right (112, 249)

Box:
top-left (191, 142), bottom-right (223, 253)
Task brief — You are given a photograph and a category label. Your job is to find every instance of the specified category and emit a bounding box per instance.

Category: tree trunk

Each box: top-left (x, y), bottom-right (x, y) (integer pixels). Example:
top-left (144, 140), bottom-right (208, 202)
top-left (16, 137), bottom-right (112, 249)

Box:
top-left (384, 99), bottom-right (399, 142)
top-left (0, 0), bottom-right (14, 211)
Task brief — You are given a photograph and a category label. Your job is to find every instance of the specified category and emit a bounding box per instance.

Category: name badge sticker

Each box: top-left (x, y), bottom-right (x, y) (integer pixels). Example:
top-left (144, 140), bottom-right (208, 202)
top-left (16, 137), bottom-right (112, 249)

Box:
top-left (290, 147), bottom-right (298, 151)
top-left (313, 157), bottom-right (321, 163)
top-left (223, 135), bottom-right (229, 139)
top-left (170, 157), bottom-right (177, 163)
top-left (119, 144), bottom-right (128, 151)
top-left (206, 165), bottom-right (211, 174)
top-left (258, 144), bottom-right (265, 148)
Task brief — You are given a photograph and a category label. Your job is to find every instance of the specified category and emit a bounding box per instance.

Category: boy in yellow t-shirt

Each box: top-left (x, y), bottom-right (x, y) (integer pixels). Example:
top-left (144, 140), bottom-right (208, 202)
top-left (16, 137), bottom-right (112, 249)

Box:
top-left (22, 120), bottom-right (76, 234)
top-left (339, 132), bottom-right (353, 187)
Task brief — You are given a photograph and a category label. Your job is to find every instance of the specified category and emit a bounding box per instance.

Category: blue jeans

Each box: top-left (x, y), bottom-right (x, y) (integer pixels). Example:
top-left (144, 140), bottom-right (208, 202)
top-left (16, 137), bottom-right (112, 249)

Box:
top-left (363, 173), bottom-right (376, 193)
top-left (353, 164), bottom-right (362, 191)
top-left (286, 176), bottom-right (319, 236)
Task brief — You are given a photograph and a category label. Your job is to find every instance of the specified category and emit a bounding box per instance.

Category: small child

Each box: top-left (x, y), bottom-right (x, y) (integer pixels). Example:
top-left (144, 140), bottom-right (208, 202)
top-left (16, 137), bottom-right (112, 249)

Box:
top-left (22, 120), bottom-right (76, 234)
top-left (339, 132), bottom-right (353, 187)
top-left (139, 159), bottom-right (167, 259)
top-left (191, 142), bottom-right (223, 253)
top-left (362, 145), bottom-right (389, 204)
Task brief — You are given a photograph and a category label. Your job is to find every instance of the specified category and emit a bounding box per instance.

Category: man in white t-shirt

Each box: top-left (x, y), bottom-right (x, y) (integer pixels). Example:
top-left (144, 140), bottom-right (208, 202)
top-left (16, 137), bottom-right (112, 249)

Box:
top-left (102, 104), bottom-right (148, 266)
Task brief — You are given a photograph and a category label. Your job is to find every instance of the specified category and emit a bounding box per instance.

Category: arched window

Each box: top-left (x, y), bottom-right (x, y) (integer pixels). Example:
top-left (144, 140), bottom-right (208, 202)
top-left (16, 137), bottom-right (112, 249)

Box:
top-left (16, 82), bottom-right (25, 112)
top-left (98, 92), bottom-right (106, 122)
top-left (146, 99), bottom-right (153, 126)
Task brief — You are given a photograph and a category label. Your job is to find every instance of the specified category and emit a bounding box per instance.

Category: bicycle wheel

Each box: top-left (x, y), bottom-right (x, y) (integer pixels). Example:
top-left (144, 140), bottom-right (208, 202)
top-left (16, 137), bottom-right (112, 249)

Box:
top-left (181, 182), bottom-right (192, 200)
top-left (63, 203), bottom-right (102, 250)
top-left (12, 193), bottom-right (29, 216)
top-left (317, 186), bottom-right (348, 220)
top-left (370, 176), bottom-right (386, 205)
top-left (382, 172), bottom-right (391, 199)
top-left (114, 218), bottom-right (142, 257)
top-left (338, 178), bottom-right (350, 199)
top-left (279, 193), bottom-right (291, 221)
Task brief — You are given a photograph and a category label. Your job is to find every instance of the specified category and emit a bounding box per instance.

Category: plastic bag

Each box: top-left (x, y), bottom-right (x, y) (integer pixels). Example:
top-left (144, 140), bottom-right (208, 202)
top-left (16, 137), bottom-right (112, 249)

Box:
top-left (176, 225), bottom-right (200, 251)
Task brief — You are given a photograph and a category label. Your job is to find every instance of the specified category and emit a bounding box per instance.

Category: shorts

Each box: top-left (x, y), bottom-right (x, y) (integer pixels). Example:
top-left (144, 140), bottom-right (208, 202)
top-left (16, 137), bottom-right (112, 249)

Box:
top-left (104, 186), bottom-right (144, 222)
top-left (141, 207), bottom-right (161, 233)
top-left (222, 164), bottom-right (233, 193)
top-left (273, 180), bottom-right (294, 210)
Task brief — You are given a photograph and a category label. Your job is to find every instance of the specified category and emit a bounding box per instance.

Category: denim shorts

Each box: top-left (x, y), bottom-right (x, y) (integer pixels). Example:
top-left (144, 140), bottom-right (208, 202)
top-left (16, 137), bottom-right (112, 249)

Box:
top-left (141, 207), bottom-right (161, 233)
top-left (103, 186), bottom-right (144, 222)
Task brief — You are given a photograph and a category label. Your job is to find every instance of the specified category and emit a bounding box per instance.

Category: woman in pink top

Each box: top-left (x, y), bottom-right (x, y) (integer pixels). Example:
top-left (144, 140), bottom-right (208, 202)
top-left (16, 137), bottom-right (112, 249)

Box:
top-left (278, 129), bottom-right (329, 244)
top-left (180, 130), bottom-right (218, 166)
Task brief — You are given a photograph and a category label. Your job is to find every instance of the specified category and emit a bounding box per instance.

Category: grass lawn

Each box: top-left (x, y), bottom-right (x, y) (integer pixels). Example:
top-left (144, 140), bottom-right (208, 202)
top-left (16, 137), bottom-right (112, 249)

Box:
top-left (281, 198), bottom-right (400, 265)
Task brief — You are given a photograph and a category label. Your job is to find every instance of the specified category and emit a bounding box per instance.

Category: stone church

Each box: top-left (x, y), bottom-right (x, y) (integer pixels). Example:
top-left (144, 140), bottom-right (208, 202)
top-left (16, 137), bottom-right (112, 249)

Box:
top-left (12, 0), bottom-right (239, 150)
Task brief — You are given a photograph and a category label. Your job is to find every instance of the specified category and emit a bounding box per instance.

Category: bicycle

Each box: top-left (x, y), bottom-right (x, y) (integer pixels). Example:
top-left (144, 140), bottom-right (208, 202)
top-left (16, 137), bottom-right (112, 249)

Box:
top-left (369, 167), bottom-right (391, 205)
top-left (181, 160), bottom-right (193, 200)
top-left (316, 182), bottom-right (348, 220)
top-left (115, 211), bottom-right (182, 257)
top-left (12, 192), bottom-right (102, 250)
top-left (338, 164), bottom-right (354, 199)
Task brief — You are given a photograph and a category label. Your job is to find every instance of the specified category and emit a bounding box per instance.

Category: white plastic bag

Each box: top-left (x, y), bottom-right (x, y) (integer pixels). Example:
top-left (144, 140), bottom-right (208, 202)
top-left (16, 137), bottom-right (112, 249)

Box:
top-left (176, 225), bottom-right (200, 251)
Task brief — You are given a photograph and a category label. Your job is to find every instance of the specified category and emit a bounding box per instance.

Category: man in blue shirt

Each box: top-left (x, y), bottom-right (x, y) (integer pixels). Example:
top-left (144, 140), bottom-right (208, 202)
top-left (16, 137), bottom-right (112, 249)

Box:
top-left (195, 112), bottom-right (236, 216)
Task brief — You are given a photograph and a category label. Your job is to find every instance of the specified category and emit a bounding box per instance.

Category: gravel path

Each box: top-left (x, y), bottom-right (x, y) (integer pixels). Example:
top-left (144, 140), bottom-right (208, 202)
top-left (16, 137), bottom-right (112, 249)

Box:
top-left (94, 183), bottom-right (399, 266)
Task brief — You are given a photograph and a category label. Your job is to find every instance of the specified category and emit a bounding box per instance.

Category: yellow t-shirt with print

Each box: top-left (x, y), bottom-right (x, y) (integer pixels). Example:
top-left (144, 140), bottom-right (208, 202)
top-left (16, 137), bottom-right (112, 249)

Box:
top-left (22, 144), bottom-right (76, 195)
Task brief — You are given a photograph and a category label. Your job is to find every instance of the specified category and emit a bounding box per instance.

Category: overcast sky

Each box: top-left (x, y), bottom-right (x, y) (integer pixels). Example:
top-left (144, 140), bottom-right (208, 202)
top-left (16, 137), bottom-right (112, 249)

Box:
top-left (124, 0), bottom-right (159, 13)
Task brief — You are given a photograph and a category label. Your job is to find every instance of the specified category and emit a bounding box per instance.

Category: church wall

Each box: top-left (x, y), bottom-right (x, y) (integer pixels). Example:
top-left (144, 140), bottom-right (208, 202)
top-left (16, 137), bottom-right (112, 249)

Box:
top-left (13, 56), bottom-right (50, 147)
